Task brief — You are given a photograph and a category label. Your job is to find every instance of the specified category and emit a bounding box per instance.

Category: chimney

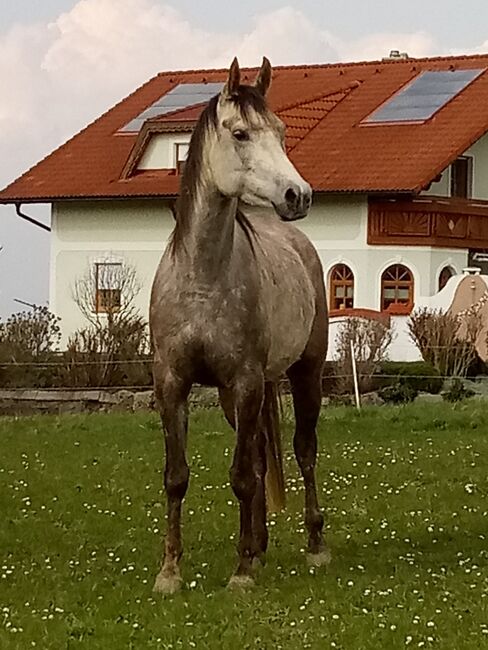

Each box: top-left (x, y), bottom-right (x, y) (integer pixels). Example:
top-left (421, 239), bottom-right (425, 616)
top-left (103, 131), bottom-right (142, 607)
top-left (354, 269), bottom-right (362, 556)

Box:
top-left (383, 50), bottom-right (410, 61)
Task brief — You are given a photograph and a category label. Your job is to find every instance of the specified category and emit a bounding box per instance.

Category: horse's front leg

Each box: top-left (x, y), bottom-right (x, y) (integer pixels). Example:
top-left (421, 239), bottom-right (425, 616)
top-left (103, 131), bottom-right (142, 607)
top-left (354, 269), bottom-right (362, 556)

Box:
top-left (288, 361), bottom-right (331, 567)
top-left (153, 372), bottom-right (191, 594)
top-left (228, 373), bottom-right (264, 588)
top-left (219, 387), bottom-right (268, 567)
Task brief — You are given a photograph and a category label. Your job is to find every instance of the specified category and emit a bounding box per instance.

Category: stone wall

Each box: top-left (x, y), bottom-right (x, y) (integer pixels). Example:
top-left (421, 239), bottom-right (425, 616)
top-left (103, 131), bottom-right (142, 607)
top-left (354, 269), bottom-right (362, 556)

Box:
top-left (0, 387), bottom-right (219, 416)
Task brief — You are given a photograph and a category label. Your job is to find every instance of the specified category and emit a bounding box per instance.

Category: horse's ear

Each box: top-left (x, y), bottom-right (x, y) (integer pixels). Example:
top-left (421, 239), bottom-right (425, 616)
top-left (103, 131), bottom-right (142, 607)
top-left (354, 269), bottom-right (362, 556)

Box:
top-left (254, 57), bottom-right (272, 97)
top-left (222, 57), bottom-right (241, 98)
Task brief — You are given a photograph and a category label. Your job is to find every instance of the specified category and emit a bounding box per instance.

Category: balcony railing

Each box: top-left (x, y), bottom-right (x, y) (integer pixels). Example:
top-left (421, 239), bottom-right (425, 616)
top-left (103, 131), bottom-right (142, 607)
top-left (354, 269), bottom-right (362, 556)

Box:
top-left (368, 195), bottom-right (488, 249)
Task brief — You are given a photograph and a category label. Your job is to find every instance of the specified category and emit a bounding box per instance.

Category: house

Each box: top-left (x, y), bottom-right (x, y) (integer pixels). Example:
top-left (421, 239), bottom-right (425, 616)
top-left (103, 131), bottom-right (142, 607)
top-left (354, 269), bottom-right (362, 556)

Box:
top-left (3, 52), bottom-right (488, 359)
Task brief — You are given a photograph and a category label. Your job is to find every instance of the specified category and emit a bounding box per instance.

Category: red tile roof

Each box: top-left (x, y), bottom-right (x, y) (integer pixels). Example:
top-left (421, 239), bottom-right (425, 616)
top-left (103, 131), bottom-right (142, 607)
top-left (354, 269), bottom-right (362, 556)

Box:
top-left (2, 53), bottom-right (488, 203)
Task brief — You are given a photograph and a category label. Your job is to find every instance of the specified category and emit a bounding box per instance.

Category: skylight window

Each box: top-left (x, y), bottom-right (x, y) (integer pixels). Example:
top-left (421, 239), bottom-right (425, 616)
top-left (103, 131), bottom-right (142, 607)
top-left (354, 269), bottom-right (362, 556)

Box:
top-left (364, 69), bottom-right (485, 124)
top-left (121, 82), bottom-right (224, 133)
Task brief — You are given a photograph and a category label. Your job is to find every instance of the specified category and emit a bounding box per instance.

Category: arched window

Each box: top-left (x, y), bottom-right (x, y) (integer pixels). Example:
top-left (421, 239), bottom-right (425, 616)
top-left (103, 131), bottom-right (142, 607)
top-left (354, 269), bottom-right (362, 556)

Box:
top-left (438, 265), bottom-right (455, 291)
top-left (381, 264), bottom-right (414, 313)
top-left (330, 264), bottom-right (354, 311)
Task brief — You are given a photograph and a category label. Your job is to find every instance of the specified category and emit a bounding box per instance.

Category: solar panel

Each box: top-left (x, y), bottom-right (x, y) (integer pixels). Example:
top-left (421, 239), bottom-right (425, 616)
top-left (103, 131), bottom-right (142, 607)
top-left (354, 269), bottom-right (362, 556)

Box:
top-left (365, 69), bottom-right (485, 124)
top-left (121, 82), bottom-right (224, 132)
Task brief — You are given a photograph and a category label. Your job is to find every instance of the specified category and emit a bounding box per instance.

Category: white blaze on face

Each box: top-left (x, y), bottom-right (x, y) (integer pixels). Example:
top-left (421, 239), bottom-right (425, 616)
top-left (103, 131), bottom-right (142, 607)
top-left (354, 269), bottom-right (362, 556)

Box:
top-left (209, 96), bottom-right (312, 220)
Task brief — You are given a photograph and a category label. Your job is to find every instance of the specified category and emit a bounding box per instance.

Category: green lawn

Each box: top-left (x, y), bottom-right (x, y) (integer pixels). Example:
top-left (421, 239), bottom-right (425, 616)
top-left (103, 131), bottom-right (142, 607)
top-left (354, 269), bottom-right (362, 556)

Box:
top-left (1, 402), bottom-right (488, 649)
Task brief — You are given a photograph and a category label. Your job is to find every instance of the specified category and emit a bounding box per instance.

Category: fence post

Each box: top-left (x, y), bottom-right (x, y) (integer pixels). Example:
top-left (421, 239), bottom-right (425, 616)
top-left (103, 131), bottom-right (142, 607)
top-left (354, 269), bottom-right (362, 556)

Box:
top-left (350, 340), bottom-right (361, 411)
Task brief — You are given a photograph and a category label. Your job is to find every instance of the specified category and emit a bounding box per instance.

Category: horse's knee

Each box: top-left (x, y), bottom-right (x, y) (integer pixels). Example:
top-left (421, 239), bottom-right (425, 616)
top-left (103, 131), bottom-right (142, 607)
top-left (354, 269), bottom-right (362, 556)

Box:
top-left (305, 510), bottom-right (324, 532)
top-left (165, 465), bottom-right (189, 500)
top-left (294, 433), bottom-right (317, 467)
top-left (230, 465), bottom-right (256, 502)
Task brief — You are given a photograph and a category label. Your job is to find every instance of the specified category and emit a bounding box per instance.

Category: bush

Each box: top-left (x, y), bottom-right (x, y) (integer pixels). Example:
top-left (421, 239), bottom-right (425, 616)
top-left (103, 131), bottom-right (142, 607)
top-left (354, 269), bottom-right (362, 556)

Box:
top-left (63, 316), bottom-right (152, 388)
top-left (379, 361), bottom-right (443, 394)
top-left (442, 378), bottom-right (475, 403)
top-left (379, 381), bottom-right (418, 404)
top-left (321, 361), bottom-right (338, 395)
top-left (334, 317), bottom-right (393, 394)
top-left (408, 308), bottom-right (482, 377)
top-left (0, 306), bottom-right (62, 388)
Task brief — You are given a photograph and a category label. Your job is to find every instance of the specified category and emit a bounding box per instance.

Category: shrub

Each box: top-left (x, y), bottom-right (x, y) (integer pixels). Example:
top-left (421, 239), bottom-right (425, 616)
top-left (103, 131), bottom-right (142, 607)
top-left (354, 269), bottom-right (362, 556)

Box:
top-left (334, 317), bottom-right (393, 394)
top-left (63, 316), bottom-right (151, 388)
top-left (321, 360), bottom-right (338, 395)
top-left (442, 378), bottom-right (475, 403)
top-left (379, 381), bottom-right (418, 404)
top-left (408, 308), bottom-right (482, 377)
top-left (0, 306), bottom-right (62, 388)
top-left (379, 361), bottom-right (443, 394)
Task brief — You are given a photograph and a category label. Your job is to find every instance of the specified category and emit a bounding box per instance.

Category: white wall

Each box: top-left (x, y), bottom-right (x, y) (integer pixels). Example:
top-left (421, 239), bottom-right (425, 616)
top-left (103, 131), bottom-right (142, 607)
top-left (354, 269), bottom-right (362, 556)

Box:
top-left (51, 195), bottom-right (469, 360)
top-left (50, 200), bottom-right (174, 344)
top-left (422, 131), bottom-right (488, 199)
top-left (138, 133), bottom-right (191, 170)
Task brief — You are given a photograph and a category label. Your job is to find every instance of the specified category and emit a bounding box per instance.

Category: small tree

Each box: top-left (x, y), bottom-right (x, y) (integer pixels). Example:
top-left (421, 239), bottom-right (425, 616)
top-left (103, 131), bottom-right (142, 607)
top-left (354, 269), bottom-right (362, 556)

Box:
top-left (72, 259), bottom-right (142, 329)
top-left (408, 308), bottom-right (482, 377)
top-left (334, 317), bottom-right (393, 394)
top-left (67, 259), bottom-right (150, 387)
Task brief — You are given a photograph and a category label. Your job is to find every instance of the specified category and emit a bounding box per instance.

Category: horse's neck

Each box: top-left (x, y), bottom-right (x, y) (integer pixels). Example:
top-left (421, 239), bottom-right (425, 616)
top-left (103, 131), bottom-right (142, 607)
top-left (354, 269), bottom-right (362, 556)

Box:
top-left (180, 181), bottom-right (237, 281)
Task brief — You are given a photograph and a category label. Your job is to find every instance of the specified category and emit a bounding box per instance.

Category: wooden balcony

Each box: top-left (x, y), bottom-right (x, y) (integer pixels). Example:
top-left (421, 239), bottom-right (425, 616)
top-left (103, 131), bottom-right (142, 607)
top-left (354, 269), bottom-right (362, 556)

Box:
top-left (368, 196), bottom-right (488, 250)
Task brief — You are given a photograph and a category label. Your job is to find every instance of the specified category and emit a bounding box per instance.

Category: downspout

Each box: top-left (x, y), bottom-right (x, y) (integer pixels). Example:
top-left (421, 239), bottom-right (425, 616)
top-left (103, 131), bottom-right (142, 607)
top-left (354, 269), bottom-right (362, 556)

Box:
top-left (15, 203), bottom-right (51, 232)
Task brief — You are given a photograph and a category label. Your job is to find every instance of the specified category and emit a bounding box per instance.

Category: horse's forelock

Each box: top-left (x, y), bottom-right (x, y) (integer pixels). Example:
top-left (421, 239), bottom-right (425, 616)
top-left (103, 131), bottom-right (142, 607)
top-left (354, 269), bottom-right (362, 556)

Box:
top-left (229, 85), bottom-right (269, 122)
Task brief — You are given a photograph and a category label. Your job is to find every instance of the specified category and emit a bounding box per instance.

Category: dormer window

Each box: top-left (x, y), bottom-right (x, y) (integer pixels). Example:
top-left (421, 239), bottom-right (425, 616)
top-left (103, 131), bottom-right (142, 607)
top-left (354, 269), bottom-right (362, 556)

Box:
top-left (175, 142), bottom-right (190, 175)
top-left (451, 156), bottom-right (473, 198)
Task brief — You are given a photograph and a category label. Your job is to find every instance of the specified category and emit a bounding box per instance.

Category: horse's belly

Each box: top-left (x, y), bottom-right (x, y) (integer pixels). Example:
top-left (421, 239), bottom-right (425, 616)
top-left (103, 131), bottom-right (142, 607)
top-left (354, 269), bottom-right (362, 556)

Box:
top-left (263, 274), bottom-right (316, 380)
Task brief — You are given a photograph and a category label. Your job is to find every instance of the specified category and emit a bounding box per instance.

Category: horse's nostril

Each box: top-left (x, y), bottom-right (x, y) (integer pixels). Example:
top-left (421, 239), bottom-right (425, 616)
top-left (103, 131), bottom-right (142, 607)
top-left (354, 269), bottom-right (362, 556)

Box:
top-left (285, 187), bottom-right (298, 206)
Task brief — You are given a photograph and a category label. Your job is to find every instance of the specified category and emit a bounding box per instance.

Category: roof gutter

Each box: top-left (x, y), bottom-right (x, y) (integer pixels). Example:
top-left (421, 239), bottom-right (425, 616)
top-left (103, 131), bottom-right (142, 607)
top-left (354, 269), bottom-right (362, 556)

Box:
top-left (15, 203), bottom-right (51, 232)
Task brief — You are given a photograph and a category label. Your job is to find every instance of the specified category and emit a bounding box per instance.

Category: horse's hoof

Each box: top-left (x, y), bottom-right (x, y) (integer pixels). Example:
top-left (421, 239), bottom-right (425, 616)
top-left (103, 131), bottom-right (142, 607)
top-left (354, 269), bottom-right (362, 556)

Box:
top-left (307, 548), bottom-right (332, 567)
top-left (153, 572), bottom-right (182, 595)
top-left (227, 574), bottom-right (255, 590)
top-left (252, 555), bottom-right (266, 571)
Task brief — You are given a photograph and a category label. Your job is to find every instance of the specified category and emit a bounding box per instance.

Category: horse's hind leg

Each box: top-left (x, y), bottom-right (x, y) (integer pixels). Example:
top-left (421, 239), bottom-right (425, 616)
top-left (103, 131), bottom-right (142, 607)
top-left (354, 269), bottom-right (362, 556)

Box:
top-left (153, 371), bottom-right (191, 594)
top-left (287, 360), bottom-right (330, 566)
top-left (219, 387), bottom-right (268, 567)
top-left (227, 374), bottom-right (264, 588)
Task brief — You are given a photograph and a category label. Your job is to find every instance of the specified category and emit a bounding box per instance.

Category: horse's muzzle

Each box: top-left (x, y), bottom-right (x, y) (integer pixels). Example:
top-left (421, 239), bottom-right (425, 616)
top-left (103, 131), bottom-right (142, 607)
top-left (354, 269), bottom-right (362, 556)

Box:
top-left (274, 184), bottom-right (312, 221)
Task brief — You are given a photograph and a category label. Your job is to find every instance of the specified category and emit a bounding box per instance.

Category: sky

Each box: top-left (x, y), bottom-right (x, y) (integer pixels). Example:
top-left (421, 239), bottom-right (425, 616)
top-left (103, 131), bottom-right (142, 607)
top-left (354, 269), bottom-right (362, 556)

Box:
top-left (1, 0), bottom-right (488, 318)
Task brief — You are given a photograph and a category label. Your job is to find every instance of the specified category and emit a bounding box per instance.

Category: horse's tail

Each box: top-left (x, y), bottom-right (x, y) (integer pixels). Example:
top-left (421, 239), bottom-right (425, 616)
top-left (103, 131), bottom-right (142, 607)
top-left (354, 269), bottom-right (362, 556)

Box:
top-left (262, 382), bottom-right (286, 512)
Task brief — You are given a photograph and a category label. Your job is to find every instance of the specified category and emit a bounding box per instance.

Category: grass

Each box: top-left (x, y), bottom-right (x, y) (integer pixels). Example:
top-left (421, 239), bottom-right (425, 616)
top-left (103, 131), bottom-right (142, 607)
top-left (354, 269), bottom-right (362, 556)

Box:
top-left (1, 402), bottom-right (488, 649)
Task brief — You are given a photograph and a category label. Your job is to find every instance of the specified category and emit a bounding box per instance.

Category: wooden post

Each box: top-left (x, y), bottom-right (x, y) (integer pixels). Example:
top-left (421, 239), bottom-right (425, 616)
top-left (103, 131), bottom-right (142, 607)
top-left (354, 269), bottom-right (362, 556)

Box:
top-left (350, 340), bottom-right (361, 411)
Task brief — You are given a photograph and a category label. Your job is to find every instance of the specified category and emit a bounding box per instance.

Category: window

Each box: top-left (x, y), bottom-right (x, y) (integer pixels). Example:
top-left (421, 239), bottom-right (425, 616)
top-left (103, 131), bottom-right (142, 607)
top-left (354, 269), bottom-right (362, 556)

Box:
top-left (330, 264), bottom-right (354, 311)
top-left (438, 265), bottom-right (455, 291)
top-left (450, 156), bottom-right (472, 198)
top-left (381, 264), bottom-right (414, 313)
top-left (95, 262), bottom-right (122, 313)
top-left (175, 142), bottom-right (190, 174)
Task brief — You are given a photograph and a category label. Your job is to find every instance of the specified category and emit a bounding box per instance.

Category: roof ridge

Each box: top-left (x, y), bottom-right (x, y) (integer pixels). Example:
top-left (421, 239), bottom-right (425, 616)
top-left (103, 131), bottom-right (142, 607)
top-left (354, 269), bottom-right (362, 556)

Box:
top-left (154, 52), bottom-right (488, 78)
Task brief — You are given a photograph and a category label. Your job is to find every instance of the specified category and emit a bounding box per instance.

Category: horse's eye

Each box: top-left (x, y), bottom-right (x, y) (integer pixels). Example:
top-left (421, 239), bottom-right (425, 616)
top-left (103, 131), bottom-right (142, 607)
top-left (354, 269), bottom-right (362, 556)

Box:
top-left (233, 130), bottom-right (249, 142)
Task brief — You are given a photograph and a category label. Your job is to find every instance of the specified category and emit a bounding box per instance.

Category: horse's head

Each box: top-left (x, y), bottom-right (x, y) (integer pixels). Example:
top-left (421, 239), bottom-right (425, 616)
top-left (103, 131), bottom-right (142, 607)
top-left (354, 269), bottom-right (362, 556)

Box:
top-left (208, 57), bottom-right (312, 221)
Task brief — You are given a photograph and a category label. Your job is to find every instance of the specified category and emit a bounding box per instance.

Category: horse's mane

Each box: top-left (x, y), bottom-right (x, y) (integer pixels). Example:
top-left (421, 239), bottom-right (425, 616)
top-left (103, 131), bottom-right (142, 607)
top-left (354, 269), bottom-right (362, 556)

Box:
top-left (170, 85), bottom-right (269, 254)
